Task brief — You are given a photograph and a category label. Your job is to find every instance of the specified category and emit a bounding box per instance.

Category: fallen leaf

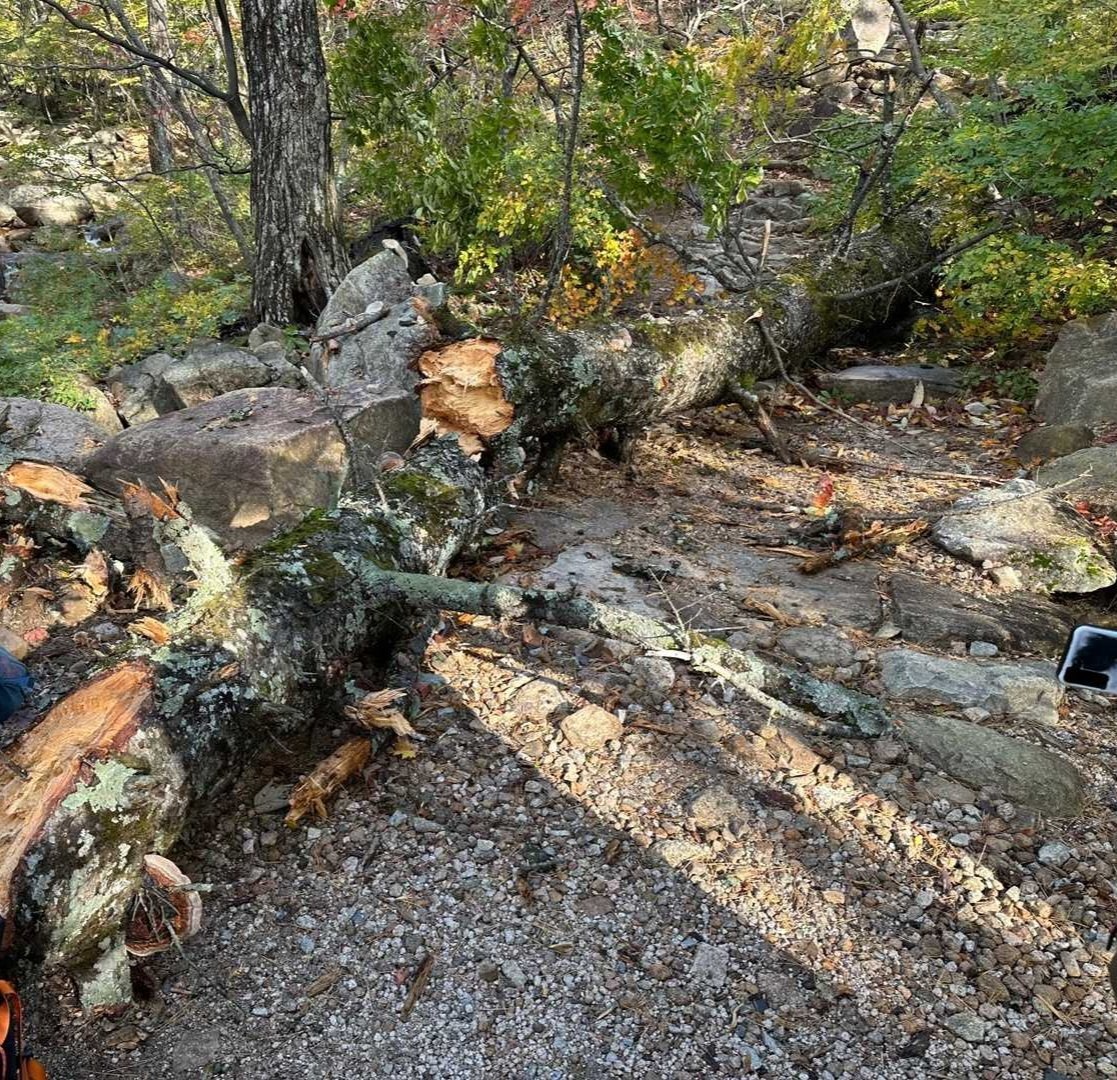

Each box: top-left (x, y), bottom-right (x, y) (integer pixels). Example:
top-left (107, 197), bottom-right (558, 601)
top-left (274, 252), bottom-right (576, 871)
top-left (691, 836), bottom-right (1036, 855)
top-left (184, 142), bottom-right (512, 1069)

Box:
top-left (285, 738), bottom-right (371, 826)
top-left (808, 474), bottom-right (835, 514)
top-left (390, 737), bottom-right (419, 759)
top-left (401, 952), bottom-right (435, 1018)
top-left (128, 616), bottom-right (171, 645)
top-left (3, 461), bottom-right (91, 509)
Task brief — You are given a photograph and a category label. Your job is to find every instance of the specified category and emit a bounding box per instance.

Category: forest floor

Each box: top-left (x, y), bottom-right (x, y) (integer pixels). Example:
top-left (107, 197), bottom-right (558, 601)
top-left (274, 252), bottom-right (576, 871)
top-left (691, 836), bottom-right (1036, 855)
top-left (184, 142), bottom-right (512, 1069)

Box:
top-left (24, 355), bottom-right (1117, 1080)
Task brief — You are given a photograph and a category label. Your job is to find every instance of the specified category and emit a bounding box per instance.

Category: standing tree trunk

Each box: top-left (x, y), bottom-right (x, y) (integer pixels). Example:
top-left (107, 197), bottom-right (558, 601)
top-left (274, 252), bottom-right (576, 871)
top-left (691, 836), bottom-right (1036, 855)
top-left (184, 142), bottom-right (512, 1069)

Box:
top-left (240, 0), bottom-right (349, 324)
top-left (144, 0), bottom-right (175, 173)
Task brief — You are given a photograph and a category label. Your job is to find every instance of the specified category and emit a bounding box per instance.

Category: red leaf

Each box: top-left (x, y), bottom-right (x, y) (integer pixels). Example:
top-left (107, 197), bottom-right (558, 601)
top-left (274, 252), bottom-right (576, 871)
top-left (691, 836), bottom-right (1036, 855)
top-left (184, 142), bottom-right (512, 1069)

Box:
top-left (811, 474), bottom-right (835, 512)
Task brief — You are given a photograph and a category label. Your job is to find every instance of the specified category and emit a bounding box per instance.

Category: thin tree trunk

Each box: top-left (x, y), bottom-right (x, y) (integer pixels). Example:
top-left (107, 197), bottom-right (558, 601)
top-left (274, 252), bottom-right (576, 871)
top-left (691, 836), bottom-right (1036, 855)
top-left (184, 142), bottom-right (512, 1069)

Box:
top-left (240, 0), bottom-right (349, 324)
top-left (144, 0), bottom-right (175, 173)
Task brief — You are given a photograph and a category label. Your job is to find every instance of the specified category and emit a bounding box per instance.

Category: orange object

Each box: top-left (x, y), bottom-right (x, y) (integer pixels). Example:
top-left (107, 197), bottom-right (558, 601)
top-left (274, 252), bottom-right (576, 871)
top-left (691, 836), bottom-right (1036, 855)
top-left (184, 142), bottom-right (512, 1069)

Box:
top-left (0, 979), bottom-right (46, 1079)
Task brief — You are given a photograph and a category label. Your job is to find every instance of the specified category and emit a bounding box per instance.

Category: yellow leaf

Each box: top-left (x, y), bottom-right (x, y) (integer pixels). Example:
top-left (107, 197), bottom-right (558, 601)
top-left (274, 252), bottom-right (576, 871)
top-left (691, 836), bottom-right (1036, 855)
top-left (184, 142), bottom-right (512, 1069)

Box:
top-left (390, 737), bottom-right (419, 759)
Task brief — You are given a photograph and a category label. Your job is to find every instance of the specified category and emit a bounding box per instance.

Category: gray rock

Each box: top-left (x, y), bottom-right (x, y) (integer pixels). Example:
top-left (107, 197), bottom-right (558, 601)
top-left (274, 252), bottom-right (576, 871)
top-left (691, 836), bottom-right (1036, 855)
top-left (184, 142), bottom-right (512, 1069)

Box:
top-left (889, 573), bottom-right (1073, 655)
top-left (1014, 424), bottom-right (1094, 466)
top-left (844, 0), bottom-right (892, 55)
top-left (779, 626), bottom-right (857, 667)
top-left (880, 649), bottom-right (1063, 724)
top-left (314, 252), bottom-right (441, 393)
top-left (631, 655), bottom-right (676, 693)
top-left (85, 386), bottom-right (419, 549)
top-left (106, 352), bottom-right (175, 426)
top-left (501, 958), bottom-right (528, 989)
top-left (1037, 840), bottom-right (1073, 867)
top-left (1037, 446), bottom-right (1117, 514)
top-left (932, 479), bottom-right (1115, 594)
top-left (816, 364), bottom-right (961, 404)
top-left (0, 202), bottom-right (18, 227)
top-left (690, 942), bottom-right (729, 987)
top-left (899, 712), bottom-right (1084, 816)
top-left (0, 396), bottom-right (109, 470)
top-left (6, 184), bottom-right (93, 227)
top-left (968, 641), bottom-right (999, 658)
top-left (72, 375), bottom-right (123, 434)
top-left (559, 705), bottom-right (622, 750)
top-left (688, 786), bottom-right (743, 829)
top-left (157, 342), bottom-right (272, 412)
top-left (1035, 312), bottom-right (1117, 427)
top-left (945, 1011), bottom-right (986, 1044)
top-left (248, 323), bottom-right (285, 350)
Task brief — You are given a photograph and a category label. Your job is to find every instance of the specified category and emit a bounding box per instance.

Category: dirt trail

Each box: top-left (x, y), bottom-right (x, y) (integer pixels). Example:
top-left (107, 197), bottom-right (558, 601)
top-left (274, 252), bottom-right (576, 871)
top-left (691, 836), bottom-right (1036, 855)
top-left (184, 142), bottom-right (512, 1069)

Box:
top-left (27, 376), bottom-right (1117, 1079)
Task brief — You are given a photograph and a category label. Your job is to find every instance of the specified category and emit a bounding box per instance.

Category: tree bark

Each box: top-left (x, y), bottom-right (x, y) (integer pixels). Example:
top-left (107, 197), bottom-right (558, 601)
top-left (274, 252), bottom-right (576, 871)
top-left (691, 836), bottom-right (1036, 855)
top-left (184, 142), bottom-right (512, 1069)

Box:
top-left (240, 0), bottom-right (349, 324)
top-left (144, 0), bottom-right (175, 173)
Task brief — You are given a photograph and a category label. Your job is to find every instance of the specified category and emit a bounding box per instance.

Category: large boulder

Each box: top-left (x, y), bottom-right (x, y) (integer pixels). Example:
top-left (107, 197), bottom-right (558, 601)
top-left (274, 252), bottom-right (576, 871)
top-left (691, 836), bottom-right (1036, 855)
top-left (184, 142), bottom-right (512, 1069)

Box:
top-left (889, 573), bottom-right (1074, 655)
top-left (1013, 424), bottom-right (1094, 467)
top-left (1035, 312), bottom-right (1117, 428)
top-left (312, 251), bottom-right (442, 393)
top-left (84, 387), bottom-right (420, 549)
top-left (0, 397), bottom-right (109, 471)
top-left (106, 352), bottom-right (173, 426)
top-left (843, 0), bottom-right (892, 55)
top-left (816, 363), bottom-right (961, 404)
top-left (108, 342), bottom-right (302, 425)
top-left (5, 184), bottom-right (93, 228)
top-left (899, 712), bottom-right (1084, 817)
top-left (155, 341), bottom-right (299, 412)
top-left (932, 479), bottom-right (1115, 593)
top-left (879, 648), bottom-right (1063, 725)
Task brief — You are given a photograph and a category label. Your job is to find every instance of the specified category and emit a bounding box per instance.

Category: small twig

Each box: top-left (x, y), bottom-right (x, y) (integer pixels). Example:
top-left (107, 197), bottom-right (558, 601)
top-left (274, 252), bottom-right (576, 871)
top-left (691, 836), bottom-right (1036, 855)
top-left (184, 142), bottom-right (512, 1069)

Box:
top-left (0, 747), bottom-right (29, 781)
top-left (309, 306), bottom-right (390, 343)
top-left (805, 450), bottom-right (1004, 485)
top-left (728, 384), bottom-right (792, 464)
top-left (752, 314), bottom-right (878, 433)
top-left (402, 952), bottom-right (436, 1018)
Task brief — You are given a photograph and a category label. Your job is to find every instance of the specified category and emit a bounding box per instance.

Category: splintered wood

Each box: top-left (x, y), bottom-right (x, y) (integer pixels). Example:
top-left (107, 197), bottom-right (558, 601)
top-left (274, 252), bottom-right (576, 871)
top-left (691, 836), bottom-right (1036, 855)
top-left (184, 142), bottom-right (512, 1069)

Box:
top-left (417, 338), bottom-right (514, 455)
top-left (285, 737), bottom-right (372, 827)
top-left (0, 663), bottom-right (153, 935)
top-left (2, 462), bottom-right (92, 510)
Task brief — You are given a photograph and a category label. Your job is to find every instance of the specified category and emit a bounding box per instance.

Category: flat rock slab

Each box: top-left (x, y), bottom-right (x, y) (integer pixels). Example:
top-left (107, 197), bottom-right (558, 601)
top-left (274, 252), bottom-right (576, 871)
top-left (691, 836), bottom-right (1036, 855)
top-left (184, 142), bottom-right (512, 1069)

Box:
top-left (714, 548), bottom-right (883, 629)
top-left (0, 397), bottom-right (109, 471)
top-left (85, 386), bottom-right (419, 550)
top-left (889, 573), bottom-right (1074, 656)
top-left (1035, 312), bottom-right (1117, 428)
top-left (899, 711), bottom-right (1083, 817)
top-left (932, 479), bottom-right (1115, 594)
top-left (879, 648), bottom-right (1063, 725)
top-left (817, 364), bottom-right (962, 404)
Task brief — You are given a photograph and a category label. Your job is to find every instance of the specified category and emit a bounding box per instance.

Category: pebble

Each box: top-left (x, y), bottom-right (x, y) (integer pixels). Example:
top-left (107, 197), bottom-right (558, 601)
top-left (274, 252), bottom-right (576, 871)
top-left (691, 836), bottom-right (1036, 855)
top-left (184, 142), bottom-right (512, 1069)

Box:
top-left (501, 959), bottom-right (528, 989)
top-left (1038, 840), bottom-right (1074, 867)
top-left (690, 943), bottom-right (729, 987)
top-left (631, 656), bottom-right (676, 693)
top-left (945, 1011), bottom-right (987, 1043)
top-left (559, 704), bottom-right (623, 749)
top-left (968, 641), bottom-right (999, 657)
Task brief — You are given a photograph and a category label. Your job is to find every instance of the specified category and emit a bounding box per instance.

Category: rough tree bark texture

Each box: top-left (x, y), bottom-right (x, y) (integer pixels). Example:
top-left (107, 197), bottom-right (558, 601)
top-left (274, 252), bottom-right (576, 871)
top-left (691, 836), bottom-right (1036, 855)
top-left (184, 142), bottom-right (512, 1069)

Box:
top-left (240, 0), bottom-right (349, 324)
top-left (144, 0), bottom-right (174, 173)
top-left (493, 215), bottom-right (936, 449)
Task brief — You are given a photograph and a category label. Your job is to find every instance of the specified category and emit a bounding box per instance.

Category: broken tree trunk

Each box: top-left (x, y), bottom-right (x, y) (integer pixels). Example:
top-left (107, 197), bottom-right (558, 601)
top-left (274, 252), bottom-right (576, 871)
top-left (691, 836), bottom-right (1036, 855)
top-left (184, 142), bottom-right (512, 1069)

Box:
top-left (2, 215), bottom-right (958, 1008)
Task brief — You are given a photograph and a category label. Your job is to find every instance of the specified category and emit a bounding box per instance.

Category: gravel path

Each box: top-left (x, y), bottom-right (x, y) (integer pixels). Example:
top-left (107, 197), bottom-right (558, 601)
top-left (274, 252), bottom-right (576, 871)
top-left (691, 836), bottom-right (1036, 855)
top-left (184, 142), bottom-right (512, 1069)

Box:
top-left (27, 396), bottom-right (1117, 1080)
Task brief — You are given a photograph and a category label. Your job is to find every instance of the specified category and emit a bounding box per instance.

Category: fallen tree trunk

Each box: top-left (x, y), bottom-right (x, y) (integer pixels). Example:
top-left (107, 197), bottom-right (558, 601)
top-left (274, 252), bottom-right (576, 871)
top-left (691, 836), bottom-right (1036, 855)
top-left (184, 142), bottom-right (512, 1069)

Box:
top-left (2, 216), bottom-right (944, 1008)
top-left (491, 215), bottom-right (935, 449)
